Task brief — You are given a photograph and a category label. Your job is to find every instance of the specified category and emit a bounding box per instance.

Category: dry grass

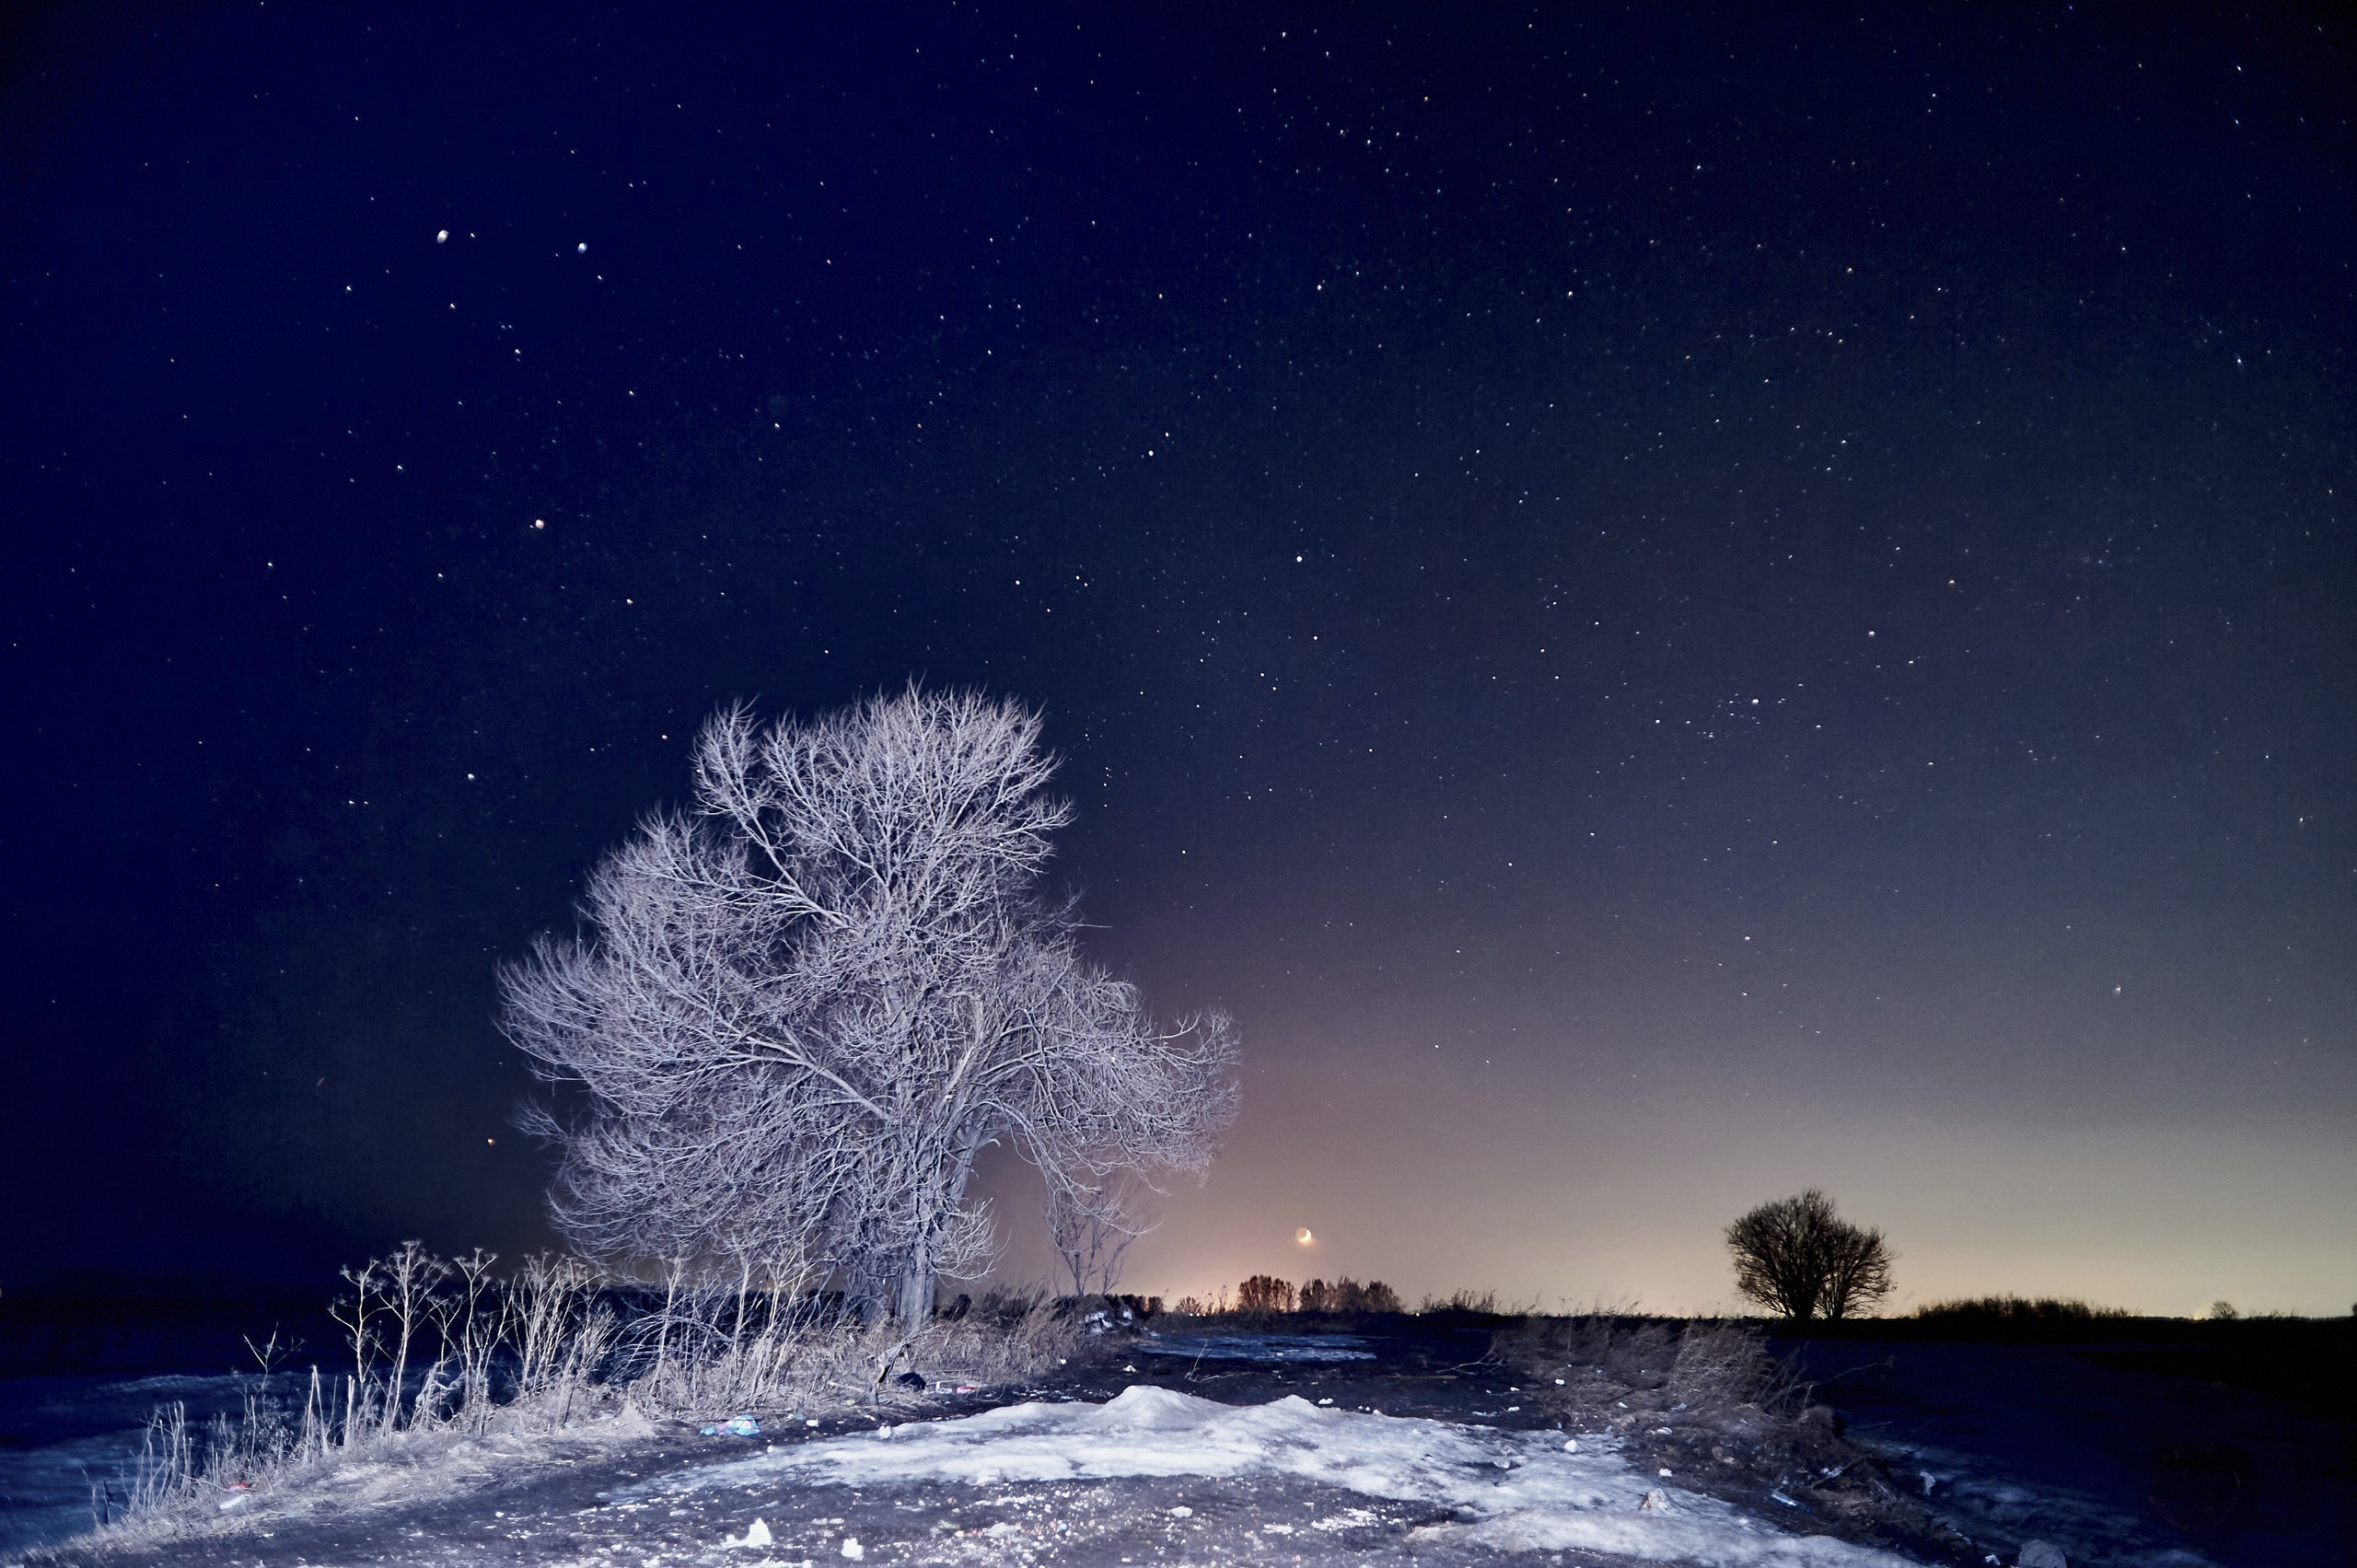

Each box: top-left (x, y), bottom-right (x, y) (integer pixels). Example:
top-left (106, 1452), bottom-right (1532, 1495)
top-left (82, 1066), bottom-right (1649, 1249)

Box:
top-left (1494, 1312), bottom-right (1973, 1560)
top-left (42, 1258), bottom-right (1086, 1561)
top-left (1496, 1314), bottom-right (1806, 1424)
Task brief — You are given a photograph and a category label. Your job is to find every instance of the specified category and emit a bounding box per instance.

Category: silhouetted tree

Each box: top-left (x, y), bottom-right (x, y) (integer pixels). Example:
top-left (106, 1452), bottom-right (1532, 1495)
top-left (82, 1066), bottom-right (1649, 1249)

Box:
top-left (1725, 1190), bottom-right (1894, 1321)
top-left (1236, 1275), bottom-right (1295, 1313)
top-left (1296, 1276), bottom-right (1401, 1316)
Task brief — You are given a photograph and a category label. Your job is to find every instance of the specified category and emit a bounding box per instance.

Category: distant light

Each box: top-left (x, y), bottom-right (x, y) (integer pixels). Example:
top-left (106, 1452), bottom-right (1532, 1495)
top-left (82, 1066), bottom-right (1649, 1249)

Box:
top-left (577, 242), bottom-right (588, 253)
top-left (532, 519), bottom-right (546, 529)
top-left (435, 229), bottom-right (449, 243)
top-left (1295, 1227), bottom-right (1314, 1246)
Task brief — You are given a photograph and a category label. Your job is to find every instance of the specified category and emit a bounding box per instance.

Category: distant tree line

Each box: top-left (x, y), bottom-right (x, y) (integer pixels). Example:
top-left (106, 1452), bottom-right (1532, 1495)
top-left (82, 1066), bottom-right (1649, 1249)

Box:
top-left (1169, 1276), bottom-right (1403, 1318)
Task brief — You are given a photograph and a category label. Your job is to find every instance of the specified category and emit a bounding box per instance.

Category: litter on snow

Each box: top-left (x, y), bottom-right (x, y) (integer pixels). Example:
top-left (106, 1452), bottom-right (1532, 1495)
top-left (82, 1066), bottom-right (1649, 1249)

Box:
top-left (701, 1414), bottom-right (761, 1437)
top-left (633, 1383), bottom-right (1916, 1565)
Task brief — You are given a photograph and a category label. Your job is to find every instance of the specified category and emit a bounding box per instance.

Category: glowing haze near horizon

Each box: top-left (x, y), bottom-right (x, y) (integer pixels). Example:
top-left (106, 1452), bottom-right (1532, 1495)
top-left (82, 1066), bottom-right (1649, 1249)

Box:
top-left (2, 4), bottom-right (2351, 1317)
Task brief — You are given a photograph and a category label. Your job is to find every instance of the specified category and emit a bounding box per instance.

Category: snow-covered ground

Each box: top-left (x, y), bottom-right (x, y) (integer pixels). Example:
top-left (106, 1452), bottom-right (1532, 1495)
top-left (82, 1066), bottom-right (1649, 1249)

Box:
top-left (0, 1372), bottom-right (253, 1559)
top-left (636, 1383), bottom-right (1912, 1565)
top-left (10, 1330), bottom-right (2346, 1567)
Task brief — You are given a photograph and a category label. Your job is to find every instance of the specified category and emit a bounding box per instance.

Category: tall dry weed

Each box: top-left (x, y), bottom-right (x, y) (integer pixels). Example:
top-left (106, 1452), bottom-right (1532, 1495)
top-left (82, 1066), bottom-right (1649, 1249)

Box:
top-left (68, 1250), bottom-right (1086, 1555)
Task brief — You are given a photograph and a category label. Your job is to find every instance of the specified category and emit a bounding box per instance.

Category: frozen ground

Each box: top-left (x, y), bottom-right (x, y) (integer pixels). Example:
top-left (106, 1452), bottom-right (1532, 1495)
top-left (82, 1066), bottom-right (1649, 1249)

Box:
top-left (634, 1382), bottom-right (1911, 1563)
top-left (8, 1325), bottom-right (2348, 1567)
top-left (10, 1386), bottom-right (1907, 1568)
top-left (1785, 1337), bottom-right (2354, 1568)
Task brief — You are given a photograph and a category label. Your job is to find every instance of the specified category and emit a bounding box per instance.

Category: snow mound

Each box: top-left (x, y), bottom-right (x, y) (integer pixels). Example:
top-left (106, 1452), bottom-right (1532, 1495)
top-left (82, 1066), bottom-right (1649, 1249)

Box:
top-left (640, 1385), bottom-right (1919, 1566)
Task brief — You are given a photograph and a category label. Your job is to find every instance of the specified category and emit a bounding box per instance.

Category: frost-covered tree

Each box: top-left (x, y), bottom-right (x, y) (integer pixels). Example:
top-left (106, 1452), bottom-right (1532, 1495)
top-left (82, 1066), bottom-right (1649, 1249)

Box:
top-left (501, 689), bottom-right (1240, 1322)
top-left (1724, 1189), bottom-right (1894, 1321)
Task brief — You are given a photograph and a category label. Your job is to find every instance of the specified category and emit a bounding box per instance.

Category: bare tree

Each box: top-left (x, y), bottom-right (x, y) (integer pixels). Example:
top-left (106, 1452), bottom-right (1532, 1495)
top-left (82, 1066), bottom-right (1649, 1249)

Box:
top-left (1236, 1275), bottom-right (1295, 1314)
top-left (1298, 1277), bottom-right (1399, 1316)
top-left (1724, 1190), bottom-right (1895, 1321)
top-left (1043, 1165), bottom-right (1157, 1299)
top-left (501, 688), bottom-right (1240, 1323)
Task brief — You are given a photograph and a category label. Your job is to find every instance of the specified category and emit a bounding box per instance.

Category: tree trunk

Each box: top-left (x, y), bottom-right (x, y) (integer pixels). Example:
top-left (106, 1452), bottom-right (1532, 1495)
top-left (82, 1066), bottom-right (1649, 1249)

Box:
top-left (893, 1124), bottom-right (987, 1324)
top-left (895, 1267), bottom-right (933, 1330)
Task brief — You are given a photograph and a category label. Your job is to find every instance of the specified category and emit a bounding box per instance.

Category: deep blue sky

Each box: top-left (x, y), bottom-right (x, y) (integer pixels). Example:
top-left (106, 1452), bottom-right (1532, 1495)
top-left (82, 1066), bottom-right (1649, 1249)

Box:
top-left (4, 2), bottom-right (2351, 1312)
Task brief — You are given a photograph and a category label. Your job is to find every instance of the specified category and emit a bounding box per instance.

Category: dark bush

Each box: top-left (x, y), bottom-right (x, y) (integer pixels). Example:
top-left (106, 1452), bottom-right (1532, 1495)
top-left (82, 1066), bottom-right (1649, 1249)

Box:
top-left (1725, 1190), bottom-right (1894, 1321)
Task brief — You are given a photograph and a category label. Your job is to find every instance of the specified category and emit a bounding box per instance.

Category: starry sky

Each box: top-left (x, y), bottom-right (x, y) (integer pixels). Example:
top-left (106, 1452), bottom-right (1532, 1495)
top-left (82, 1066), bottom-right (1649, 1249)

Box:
top-left (3, 3), bottom-right (2351, 1316)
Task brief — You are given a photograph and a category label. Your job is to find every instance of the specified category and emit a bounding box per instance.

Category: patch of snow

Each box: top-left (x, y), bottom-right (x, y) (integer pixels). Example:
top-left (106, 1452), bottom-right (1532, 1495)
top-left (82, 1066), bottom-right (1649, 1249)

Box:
top-left (724, 1517), bottom-right (772, 1548)
top-left (636, 1385), bottom-right (1916, 1566)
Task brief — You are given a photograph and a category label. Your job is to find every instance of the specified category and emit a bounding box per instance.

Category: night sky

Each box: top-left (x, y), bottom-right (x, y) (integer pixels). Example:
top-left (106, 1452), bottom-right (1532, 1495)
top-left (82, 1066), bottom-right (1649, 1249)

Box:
top-left (4, 3), bottom-right (2351, 1317)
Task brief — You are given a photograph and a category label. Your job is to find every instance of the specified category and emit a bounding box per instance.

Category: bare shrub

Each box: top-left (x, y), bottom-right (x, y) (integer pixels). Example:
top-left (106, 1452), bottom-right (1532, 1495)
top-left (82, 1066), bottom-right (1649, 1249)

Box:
top-left (1910, 1294), bottom-right (2131, 1324)
top-left (1496, 1313), bottom-right (1968, 1561)
top-left (1497, 1313), bottom-right (1809, 1428)
top-left (1045, 1168), bottom-right (1155, 1299)
top-left (922, 1288), bottom-right (1084, 1389)
top-left (508, 1250), bottom-right (603, 1400)
top-left (1665, 1321), bottom-right (1802, 1407)
top-left (430, 1249), bottom-right (503, 1431)
top-left (1725, 1190), bottom-right (1895, 1321)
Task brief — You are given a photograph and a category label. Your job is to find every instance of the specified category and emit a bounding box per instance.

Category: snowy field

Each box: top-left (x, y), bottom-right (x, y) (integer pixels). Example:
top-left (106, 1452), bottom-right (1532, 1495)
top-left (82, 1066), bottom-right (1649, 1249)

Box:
top-left (8, 1384), bottom-right (1913, 1568)
top-left (8, 1327), bottom-right (2347, 1567)
top-left (633, 1382), bottom-right (1911, 1564)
